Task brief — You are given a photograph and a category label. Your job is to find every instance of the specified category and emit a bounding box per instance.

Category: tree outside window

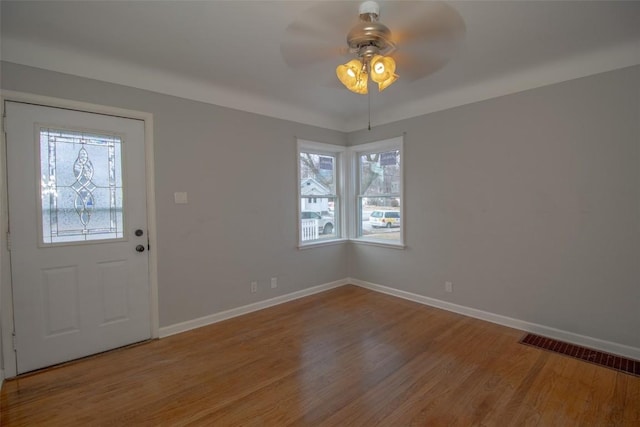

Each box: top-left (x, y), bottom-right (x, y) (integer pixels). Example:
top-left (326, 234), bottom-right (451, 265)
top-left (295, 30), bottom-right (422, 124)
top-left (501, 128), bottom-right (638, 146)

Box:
top-left (354, 137), bottom-right (403, 245)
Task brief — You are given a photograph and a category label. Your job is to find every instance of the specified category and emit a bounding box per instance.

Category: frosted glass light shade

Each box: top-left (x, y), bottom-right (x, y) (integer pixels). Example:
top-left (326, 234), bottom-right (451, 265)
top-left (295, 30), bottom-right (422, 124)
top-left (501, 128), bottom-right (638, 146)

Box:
top-left (336, 59), bottom-right (368, 94)
top-left (370, 55), bottom-right (398, 92)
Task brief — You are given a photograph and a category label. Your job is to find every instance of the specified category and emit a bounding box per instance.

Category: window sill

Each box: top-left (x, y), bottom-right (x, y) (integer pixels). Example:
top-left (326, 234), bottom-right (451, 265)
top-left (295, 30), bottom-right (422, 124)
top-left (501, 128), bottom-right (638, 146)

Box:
top-left (349, 239), bottom-right (406, 250)
top-left (298, 238), bottom-right (348, 250)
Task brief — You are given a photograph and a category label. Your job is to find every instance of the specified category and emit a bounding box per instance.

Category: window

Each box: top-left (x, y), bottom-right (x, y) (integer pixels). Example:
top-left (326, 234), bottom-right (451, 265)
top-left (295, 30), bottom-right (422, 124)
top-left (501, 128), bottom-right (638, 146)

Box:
top-left (352, 136), bottom-right (403, 246)
top-left (297, 140), bottom-right (345, 246)
top-left (39, 127), bottom-right (124, 244)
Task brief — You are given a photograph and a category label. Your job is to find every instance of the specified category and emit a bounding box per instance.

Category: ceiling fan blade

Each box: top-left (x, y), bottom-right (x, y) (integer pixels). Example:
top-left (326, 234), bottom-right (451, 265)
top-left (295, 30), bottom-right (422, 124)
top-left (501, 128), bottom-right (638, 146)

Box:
top-left (285, 20), bottom-right (342, 42)
top-left (293, 1), bottom-right (361, 38)
top-left (392, 50), bottom-right (449, 82)
top-left (380, 1), bottom-right (466, 81)
top-left (280, 41), bottom-right (348, 68)
top-left (384, 1), bottom-right (466, 46)
top-left (280, 1), bottom-right (359, 69)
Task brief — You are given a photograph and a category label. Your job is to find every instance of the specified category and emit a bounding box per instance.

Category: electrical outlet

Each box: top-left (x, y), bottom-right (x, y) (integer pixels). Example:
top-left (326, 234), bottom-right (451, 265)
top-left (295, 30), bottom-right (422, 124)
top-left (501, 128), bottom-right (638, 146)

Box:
top-left (271, 277), bottom-right (278, 289)
top-left (251, 281), bottom-right (258, 293)
top-left (445, 281), bottom-right (453, 293)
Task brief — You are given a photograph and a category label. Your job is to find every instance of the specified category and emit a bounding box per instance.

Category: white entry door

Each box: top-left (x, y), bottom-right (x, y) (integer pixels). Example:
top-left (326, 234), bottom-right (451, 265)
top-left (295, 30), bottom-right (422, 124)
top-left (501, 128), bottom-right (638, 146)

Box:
top-left (5, 101), bottom-right (151, 374)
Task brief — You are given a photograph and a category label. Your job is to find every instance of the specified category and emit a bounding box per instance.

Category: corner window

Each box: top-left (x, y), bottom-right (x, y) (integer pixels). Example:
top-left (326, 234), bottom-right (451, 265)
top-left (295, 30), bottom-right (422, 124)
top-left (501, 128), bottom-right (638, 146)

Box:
top-left (297, 140), bottom-right (345, 246)
top-left (352, 136), bottom-right (403, 246)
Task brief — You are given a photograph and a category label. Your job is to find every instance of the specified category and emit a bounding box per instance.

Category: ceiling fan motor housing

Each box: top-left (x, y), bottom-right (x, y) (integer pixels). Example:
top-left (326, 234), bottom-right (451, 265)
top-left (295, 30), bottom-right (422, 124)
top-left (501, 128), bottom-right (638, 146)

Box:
top-left (347, 21), bottom-right (393, 58)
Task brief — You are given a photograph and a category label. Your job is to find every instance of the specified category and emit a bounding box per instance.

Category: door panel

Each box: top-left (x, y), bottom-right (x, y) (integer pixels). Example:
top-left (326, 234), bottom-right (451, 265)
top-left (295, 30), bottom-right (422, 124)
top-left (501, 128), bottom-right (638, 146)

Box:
top-left (42, 265), bottom-right (80, 336)
top-left (5, 101), bottom-right (151, 374)
top-left (98, 259), bottom-right (129, 324)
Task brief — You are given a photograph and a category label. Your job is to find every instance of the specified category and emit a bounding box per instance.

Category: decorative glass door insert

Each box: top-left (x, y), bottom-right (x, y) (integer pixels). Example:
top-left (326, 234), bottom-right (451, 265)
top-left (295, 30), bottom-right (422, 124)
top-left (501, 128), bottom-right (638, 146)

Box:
top-left (39, 127), bottom-right (124, 244)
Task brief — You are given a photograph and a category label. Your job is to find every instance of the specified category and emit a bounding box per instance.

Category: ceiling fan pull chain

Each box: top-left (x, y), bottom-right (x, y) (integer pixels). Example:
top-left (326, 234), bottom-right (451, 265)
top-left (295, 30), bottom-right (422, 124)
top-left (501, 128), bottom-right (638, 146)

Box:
top-left (368, 89), bottom-right (372, 131)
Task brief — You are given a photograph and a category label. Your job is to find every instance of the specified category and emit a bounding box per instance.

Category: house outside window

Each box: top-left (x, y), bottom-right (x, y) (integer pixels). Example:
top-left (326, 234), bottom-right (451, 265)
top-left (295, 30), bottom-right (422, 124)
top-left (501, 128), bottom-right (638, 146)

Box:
top-left (297, 140), bottom-right (345, 246)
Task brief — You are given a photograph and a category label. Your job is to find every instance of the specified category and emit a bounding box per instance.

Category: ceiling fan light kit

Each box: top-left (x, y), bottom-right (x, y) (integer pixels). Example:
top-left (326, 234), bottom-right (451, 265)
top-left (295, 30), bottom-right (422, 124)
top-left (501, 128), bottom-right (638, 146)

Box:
top-left (336, 59), bottom-right (369, 95)
top-left (336, 1), bottom-right (398, 95)
top-left (370, 54), bottom-right (398, 91)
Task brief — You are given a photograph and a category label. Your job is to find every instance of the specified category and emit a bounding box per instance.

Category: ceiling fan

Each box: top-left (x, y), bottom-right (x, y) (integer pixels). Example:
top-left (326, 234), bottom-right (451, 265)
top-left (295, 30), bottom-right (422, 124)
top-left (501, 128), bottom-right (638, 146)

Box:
top-left (281, 1), bottom-right (466, 95)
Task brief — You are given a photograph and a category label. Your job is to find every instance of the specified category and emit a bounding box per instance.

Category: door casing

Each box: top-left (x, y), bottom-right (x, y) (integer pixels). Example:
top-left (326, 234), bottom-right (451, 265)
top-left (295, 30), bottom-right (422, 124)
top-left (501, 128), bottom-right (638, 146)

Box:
top-left (1, 90), bottom-right (159, 378)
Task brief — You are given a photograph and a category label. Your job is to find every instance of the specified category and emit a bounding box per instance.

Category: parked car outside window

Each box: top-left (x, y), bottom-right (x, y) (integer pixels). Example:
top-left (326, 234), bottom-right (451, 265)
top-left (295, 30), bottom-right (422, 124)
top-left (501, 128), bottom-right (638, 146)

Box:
top-left (301, 211), bottom-right (334, 234)
top-left (370, 210), bottom-right (400, 228)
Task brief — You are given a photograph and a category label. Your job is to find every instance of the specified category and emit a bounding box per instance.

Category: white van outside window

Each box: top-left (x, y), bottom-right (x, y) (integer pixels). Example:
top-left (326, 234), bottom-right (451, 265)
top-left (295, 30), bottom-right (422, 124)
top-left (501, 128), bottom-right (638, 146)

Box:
top-left (370, 210), bottom-right (401, 228)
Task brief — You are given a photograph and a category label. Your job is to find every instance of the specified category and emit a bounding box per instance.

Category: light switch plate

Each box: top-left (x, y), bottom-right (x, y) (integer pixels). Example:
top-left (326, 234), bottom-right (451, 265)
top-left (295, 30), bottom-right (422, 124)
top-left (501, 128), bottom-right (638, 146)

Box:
top-left (174, 192), bottom-right (188, 204)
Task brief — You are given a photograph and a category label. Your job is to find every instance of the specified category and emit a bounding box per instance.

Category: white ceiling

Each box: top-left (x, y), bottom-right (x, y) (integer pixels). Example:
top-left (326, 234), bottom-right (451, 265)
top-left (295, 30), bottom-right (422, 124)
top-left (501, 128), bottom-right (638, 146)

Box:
top-left (2, 1), bottom-right (639, 132)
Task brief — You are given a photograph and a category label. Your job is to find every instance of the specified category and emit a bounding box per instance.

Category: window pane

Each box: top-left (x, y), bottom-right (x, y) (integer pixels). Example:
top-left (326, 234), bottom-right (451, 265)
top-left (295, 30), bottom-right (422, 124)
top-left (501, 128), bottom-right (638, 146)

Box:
top-left (359, 197), bottom-right (401, 242)
top-left (40, 128), bottom-right (124, 244)
top-left (359, 150), bottom-right (400, 196)
top-left (300, 197), bottom-right (336, 242)
top-left (300, 152), bottom-right (336, 195)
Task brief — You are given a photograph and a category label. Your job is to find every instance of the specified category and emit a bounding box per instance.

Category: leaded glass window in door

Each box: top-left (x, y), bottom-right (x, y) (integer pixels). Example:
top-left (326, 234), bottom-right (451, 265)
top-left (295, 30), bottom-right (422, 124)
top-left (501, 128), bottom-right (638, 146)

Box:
top-left (39, 128), bottom-right (124, 244)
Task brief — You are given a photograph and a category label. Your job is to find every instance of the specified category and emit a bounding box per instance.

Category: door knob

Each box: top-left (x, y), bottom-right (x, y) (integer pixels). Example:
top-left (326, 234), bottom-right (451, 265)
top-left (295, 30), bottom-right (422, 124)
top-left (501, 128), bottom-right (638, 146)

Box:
top-left (135, 244), bottom-right (145, 252)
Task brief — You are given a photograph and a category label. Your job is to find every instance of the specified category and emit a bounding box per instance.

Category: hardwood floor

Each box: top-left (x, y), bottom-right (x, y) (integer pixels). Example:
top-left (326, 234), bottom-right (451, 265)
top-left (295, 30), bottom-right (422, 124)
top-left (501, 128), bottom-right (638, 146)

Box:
top-left (1, 285), bottom-right (638, 426)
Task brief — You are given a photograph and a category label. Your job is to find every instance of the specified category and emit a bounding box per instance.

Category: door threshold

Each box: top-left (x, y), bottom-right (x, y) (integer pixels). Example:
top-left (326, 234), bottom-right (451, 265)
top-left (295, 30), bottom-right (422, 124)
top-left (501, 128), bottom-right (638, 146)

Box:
top-left (9, 338), bottom-right (157, 380)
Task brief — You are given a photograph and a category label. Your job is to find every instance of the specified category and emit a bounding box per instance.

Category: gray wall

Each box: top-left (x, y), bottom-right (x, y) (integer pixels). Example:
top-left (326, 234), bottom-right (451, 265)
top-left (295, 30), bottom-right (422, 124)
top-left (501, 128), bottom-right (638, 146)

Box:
top-left (2, 61), bottom-right (638, 351)
top-left (348, 65), bottom-right (640, 348)
top-left (1, 62), bottom-right (348, 328)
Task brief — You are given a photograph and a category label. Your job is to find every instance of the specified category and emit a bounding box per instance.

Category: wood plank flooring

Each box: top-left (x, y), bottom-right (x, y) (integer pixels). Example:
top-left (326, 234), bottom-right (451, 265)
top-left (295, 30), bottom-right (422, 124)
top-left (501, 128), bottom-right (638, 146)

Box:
top-left (1, 285), bottom-right (638, 426)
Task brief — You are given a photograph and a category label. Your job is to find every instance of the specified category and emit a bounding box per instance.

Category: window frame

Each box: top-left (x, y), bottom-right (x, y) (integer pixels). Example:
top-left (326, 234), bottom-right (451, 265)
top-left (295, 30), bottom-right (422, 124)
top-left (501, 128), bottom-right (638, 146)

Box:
top-left (296, 139), bottom-right (346, 248)
top-left (349, 136), bottom-right (405, 248)
top-left (37, 126), bottom-right (127, 247)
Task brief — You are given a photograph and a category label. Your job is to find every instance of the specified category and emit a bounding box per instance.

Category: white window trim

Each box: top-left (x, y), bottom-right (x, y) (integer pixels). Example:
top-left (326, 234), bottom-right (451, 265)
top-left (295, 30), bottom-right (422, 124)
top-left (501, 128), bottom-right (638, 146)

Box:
top-left (297, 139), bottom-right (346, 248)
top-left (348, 136), bottom-right (405, 248)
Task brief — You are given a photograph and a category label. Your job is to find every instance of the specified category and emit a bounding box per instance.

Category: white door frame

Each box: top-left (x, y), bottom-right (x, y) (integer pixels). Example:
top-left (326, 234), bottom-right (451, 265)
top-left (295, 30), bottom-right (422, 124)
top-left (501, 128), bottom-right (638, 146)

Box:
top-left (1, 90), bottom-right (159, 379)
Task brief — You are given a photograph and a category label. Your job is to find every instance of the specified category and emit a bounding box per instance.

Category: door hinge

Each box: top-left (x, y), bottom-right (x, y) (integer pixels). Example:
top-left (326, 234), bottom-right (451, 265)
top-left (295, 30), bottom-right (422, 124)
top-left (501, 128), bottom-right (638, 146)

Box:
top-left (6, 232), bottom-right (11, 251)
top-left (12, 331), bottom-right (17, 351)
top-left (2, 112), bottom-right (8, 135)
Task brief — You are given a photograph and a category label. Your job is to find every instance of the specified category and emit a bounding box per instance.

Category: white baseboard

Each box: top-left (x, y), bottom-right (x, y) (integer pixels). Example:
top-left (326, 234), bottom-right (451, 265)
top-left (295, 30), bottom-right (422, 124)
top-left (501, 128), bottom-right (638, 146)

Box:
top-left (159, 278), bottom-right (349, 338)
top-left (350, 278), bottom-right (640, 361)
top-left (157, 276), bottom-right (639, 361)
